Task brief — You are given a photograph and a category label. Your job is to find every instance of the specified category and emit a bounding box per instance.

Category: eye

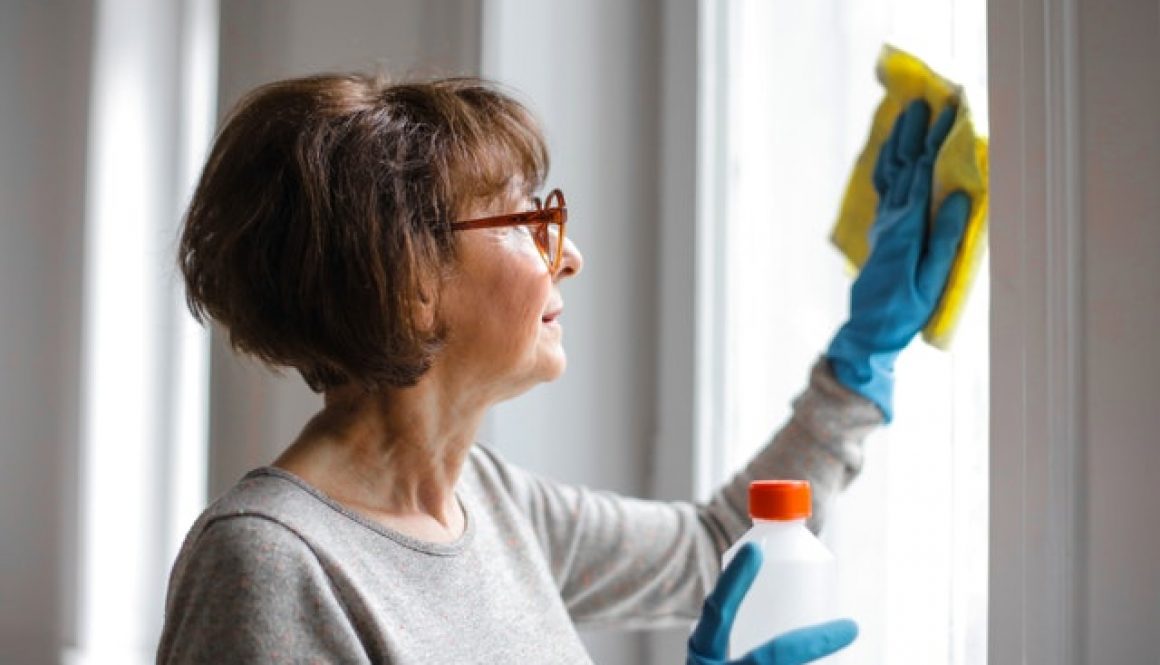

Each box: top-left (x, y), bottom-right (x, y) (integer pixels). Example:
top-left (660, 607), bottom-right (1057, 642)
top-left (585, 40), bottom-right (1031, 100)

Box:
top-left (503, 224), bottom-right (537, 248)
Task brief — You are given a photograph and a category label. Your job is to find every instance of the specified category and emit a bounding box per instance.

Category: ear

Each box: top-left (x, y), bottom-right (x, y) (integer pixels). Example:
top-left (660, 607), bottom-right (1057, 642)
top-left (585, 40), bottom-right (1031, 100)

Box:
top-left (416, 287), bottom-right (437, 330)
top-left (414, 256), bottom-right (456, 335)
top-left (415, 266), bottom-right (451, 333)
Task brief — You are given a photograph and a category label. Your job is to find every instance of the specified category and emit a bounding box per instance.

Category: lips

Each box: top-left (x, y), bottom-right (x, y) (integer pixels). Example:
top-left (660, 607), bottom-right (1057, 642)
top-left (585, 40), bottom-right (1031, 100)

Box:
top-left (542, 305), bottom-right (563, 323)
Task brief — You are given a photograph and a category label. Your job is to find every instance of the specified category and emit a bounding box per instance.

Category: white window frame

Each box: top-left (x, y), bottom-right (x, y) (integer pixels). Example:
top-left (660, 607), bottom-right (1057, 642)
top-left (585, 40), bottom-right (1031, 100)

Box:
top-left (646, 3), bottom-right (724, 659)
top-left (69, 0), bottom-right (216, 662)
top-left (986, 0), bottom-right (1084, 661)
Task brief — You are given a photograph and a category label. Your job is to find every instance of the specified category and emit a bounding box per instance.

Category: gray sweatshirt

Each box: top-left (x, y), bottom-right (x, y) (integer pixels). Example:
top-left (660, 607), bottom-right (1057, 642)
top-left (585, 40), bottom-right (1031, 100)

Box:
top-left (156, 360), bottom-right (879, 664)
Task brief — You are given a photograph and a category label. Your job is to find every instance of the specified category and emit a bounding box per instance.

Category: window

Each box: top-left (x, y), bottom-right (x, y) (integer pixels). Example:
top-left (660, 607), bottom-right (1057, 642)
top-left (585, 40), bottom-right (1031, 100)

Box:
top-left (71, 1), bottom-right (216, 660)
top-left (705, 1), bottom-right (989, 662)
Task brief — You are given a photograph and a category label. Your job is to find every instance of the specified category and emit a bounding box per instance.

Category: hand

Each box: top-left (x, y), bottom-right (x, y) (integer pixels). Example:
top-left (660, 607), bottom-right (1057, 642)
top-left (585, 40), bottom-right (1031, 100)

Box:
top-left (826, 100), bottom-right (972, 422)
top-left (687, 543), bottom-right (858, 665)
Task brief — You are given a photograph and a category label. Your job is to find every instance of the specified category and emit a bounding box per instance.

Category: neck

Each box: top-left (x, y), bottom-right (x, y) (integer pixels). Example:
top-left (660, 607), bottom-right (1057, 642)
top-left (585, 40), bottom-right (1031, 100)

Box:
top-left (274, 372), bottom-right (489, 542)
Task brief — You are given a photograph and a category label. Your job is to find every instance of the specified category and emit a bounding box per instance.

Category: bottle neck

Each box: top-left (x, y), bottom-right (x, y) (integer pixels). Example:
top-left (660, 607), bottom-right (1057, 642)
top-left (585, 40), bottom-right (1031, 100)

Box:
top-left (750, 516), bottom-right (808, 526)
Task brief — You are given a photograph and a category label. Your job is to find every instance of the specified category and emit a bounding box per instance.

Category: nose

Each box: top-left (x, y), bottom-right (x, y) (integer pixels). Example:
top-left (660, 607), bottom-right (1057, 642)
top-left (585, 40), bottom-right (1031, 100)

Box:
top-left (554, 236), bottom-right (584, 281)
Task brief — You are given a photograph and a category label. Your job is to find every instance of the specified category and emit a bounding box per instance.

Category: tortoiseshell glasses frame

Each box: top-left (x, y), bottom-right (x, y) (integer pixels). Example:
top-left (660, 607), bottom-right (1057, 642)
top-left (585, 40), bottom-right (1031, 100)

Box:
top-left (449, 189), bottom-right (568, 273)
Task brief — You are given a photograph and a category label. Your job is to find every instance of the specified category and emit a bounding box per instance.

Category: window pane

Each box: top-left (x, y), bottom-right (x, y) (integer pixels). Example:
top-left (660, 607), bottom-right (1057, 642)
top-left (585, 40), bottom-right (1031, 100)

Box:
top-left (714, 1), bottom-right (988, 662)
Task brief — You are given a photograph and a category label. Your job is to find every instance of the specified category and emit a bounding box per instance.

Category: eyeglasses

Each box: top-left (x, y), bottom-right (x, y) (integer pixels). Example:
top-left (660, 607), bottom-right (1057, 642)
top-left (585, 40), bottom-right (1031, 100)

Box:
top-left (449, 189), bottom-right (568, 274)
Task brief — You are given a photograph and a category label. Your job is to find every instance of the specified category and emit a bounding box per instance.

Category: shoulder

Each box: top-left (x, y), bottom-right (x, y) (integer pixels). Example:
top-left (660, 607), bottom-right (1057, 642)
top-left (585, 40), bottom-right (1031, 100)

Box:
top-left (173, 508), bottom-right (323, 596)
top-left (171, 470), bottom-right (336, 584)
top-left (204, 467), bottom-right (324, 521)
top-left (463, 444), bottom-right (590, 528)
top-left (159, 479), bottom-right (368, 663)
top-left (163, 472), bottom-right (344, 623)
top-left (464, 443), bottom-right (544, 502)
top-left (465, 442), bottom-right (509, 480)
top-left (194, 467), bottom-right (358, 542)
top-left (163, 508), bottom-right (328, 633)
top-left (193, 512), bottom-right (312, 565)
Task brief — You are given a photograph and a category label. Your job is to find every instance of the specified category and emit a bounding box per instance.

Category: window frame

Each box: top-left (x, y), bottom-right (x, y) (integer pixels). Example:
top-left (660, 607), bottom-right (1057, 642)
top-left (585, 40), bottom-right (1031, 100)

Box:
top-left (986, 0), bottom-right (1085, 661)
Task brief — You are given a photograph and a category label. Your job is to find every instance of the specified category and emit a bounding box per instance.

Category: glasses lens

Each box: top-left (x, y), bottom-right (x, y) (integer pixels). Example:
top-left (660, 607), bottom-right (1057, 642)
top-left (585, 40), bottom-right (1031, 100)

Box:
top-left (530, 224), bottom-right (549, 265)
top-left (545, 223), bottom-right (561, 271)
top-left (530, 190), bottom-right (565, 272)
top-left (525, 222), bottom-right (559, 271)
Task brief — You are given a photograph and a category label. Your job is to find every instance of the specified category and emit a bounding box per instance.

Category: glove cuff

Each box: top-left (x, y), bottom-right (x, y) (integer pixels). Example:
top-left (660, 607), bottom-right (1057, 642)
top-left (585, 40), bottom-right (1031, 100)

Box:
top-left (825, 335), bottom-right (898, 423)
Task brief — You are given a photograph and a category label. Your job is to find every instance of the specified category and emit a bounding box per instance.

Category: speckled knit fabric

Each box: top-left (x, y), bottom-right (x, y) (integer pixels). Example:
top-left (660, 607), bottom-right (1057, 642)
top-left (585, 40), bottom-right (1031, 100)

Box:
top-left (156, 359), bottom-right (880, 664)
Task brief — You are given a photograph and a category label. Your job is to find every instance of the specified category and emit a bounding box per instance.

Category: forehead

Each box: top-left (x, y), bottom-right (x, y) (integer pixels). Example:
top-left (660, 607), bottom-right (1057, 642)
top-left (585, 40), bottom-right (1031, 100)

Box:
top-left (462, 179), bottom-right (535, 218)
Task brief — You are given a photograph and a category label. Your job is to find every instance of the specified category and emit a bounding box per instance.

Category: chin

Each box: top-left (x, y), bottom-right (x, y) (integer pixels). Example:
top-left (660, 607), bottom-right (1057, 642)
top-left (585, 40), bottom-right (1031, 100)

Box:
top-left (542, 353), bottom-right (567, 381)
top-left (501, 356), bottom-right (566, 403)
top-left (548, 361), bottom-right (567, 381)
top-left (531, 332), bottom-right (567, 378)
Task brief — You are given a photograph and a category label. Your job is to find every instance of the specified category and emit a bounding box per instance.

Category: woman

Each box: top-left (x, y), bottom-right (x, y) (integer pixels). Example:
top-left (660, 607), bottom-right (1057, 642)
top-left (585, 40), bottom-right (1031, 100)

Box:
top-left (158, 74), bottom-right (967, 664)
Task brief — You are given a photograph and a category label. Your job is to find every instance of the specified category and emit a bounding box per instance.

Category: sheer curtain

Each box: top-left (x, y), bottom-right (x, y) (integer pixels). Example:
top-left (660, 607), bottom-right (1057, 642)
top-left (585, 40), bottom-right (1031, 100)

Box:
top-left (707, 1), bottom-right (988, 663)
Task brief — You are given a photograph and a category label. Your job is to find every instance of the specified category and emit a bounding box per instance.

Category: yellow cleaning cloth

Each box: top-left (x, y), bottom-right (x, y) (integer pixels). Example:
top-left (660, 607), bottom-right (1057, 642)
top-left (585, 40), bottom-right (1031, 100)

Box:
top-left (831, 45), bottom-right (989, 349)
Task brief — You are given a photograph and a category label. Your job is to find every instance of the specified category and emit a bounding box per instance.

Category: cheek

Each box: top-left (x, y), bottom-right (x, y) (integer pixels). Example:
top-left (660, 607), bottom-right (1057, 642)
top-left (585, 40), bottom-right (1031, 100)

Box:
top-left (494, 267), bottom-right (551, 336)
top-left (453, 263), bottom-right (546, 347)
top-left (445, 232), bottom-right (553, 358)
top-left (493, 235), bottom-right (553, 324)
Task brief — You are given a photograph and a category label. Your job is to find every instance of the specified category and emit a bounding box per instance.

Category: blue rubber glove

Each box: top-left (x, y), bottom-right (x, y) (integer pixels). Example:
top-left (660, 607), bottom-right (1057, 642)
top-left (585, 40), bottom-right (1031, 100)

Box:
top-left (687, 543), bottom-right (858, 665)
top-left (826, 100), bottom-right (972, 422)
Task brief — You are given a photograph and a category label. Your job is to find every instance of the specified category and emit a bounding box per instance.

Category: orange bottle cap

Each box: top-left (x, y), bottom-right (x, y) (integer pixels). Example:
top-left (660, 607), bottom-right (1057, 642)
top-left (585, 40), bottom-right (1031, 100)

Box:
top-left (749, 480), bottom-right (812, 520)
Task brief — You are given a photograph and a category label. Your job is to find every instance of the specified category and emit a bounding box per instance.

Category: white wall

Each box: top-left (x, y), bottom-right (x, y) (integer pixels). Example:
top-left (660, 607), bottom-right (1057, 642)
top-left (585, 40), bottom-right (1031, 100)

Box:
top-left (0, 2), bottom-right (92, 663)
top-left (479, 0), bottom-right (660, 497)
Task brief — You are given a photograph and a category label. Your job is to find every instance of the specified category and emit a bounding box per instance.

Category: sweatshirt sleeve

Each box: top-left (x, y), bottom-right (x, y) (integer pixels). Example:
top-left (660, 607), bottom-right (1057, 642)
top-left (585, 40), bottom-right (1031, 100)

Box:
top-left (481, 357), bottom-right (881, 630)
top-left (156, 515), bottom-right (372, 665)
top-left (702, 357), bottom-right (882, 542)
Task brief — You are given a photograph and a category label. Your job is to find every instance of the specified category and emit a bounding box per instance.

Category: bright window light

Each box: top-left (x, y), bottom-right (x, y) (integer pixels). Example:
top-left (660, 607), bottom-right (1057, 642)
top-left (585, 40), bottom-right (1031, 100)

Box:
top-left (710, 1), bottom-right (988, 663)
top-left (71, 1), bottom-right (215, 662)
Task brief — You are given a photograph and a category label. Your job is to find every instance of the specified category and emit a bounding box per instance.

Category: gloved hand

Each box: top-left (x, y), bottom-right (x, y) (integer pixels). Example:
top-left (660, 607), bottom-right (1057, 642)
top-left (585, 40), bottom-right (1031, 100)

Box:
top-left (826, 100), bottom-right (972, 422)
top-left (687, 543), bottom-right (858, 665)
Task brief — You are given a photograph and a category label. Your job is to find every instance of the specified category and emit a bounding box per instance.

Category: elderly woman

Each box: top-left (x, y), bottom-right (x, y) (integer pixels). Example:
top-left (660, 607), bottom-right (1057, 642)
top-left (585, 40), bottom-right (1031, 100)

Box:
top-left (158, 74), bottom-right (967, 664)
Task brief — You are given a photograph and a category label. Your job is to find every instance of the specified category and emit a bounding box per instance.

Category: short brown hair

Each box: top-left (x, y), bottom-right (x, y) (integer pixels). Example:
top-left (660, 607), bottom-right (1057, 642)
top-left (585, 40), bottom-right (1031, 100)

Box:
top-left (179, 73), bottom-right (549, 391)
